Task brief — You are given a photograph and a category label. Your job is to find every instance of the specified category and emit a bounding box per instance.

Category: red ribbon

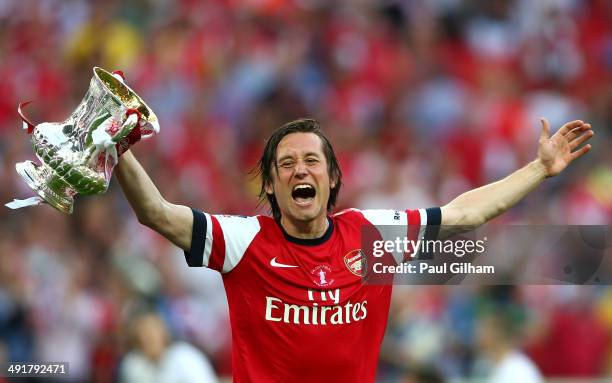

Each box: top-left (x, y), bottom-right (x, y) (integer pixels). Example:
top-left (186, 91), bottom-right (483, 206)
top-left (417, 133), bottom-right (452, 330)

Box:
top-left (17, 101), bottom-right (36, 134)
top-left (112, 70), bottom-right (125, 82)
top-left (125, 108), bottom-right (142, 123)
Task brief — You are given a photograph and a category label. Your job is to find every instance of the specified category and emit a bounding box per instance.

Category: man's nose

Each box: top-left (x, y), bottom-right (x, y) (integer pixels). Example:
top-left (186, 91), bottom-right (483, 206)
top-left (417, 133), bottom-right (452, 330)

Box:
top-left (294, 161), bottom-right (308, 178)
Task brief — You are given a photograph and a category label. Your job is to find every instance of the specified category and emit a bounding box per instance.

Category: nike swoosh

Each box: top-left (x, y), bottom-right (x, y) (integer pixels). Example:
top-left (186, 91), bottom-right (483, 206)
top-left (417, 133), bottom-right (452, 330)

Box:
top-left (270, 257), bottom-right (299, 268)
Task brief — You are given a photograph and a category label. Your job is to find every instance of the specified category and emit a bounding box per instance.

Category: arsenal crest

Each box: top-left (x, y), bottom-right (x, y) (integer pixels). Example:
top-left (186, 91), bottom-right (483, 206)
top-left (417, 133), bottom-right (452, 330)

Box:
top-left (344, 249), bottom-right (365, 277)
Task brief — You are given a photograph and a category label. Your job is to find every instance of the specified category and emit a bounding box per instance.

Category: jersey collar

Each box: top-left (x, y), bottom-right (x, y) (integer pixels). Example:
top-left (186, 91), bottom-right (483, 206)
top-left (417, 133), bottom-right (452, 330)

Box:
top-left (278, 216), bottom-right (334, 246)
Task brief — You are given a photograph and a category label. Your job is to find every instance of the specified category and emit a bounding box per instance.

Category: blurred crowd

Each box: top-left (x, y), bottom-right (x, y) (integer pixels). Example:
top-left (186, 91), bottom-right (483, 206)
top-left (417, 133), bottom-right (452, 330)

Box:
top-left (0, 0), bottom-right (611, 382)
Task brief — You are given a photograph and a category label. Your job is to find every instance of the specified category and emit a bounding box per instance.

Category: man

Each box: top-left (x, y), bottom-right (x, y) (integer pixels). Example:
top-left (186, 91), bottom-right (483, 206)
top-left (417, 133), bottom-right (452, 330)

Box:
top-left (115, 118), bottom-right (593, 382)
top-left (475, 305), bottom-right (543, 383)
top-left (119, 311), bottom-right (218, 383)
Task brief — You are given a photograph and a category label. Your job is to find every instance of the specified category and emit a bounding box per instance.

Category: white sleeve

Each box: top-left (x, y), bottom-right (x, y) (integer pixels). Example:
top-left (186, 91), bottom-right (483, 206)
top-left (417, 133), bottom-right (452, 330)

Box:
top-left (360, 208), bottom-right (442, 261)
top-left (184, 209), bottom-right (260, 273)
top-left (361, 208), bottom-right (441, 240)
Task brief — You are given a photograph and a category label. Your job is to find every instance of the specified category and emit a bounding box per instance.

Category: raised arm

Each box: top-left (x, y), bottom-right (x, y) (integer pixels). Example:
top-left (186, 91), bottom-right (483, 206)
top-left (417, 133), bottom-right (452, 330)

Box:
top-left (439, 119), bottom-right (593, 237)
top-left (115, 150), bottom-right (193, 251)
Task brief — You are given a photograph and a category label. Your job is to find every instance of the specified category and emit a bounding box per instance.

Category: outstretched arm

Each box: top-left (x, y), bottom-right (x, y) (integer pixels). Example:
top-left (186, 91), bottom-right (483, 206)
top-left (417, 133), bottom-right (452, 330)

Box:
top-left (439, 119), bottom-right (593, 237)
top-left (115, 150), bottom-right (193, 251)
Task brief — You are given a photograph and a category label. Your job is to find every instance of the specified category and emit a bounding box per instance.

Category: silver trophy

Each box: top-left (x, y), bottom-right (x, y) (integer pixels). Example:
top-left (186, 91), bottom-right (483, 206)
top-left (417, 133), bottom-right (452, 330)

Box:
top-left (8, 67), bottom-right (159, 214)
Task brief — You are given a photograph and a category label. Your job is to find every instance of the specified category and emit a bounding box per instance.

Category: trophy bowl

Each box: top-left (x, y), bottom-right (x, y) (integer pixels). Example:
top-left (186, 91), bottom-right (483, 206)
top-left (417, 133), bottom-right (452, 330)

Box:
top-left (13, 67), bottom-right (159, 214)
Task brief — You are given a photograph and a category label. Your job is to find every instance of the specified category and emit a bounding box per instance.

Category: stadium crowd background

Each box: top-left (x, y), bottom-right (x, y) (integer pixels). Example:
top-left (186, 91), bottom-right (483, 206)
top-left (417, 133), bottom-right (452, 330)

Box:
top-left (0, 0), bottom-right (611, 382)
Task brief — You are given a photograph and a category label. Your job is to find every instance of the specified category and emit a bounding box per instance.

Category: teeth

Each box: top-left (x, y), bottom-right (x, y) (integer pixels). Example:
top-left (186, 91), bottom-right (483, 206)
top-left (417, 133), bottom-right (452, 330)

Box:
top-left (293, 184), bottom-right (313, 191)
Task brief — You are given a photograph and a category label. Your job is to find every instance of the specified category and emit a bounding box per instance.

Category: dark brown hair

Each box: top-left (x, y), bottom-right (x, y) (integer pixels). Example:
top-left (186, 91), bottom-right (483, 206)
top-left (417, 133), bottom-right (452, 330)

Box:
top-left (256, 119), bottom-right (342, 221)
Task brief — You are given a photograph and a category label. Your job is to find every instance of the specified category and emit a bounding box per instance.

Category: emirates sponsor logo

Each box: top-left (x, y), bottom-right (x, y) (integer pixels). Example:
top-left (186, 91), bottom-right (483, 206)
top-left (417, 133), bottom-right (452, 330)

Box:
top-left (264, 289), bottom-right (367, 325)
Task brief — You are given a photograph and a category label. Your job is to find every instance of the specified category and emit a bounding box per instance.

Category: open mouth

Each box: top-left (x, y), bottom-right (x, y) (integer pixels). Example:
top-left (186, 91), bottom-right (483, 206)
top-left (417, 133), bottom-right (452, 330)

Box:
top-left (291, 184), bottom-right (316, 205)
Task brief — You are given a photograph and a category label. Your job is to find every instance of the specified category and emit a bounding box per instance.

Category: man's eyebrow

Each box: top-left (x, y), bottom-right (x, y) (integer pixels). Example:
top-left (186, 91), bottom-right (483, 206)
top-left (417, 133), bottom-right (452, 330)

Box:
top-left (276, 152), bottom-right (321, 162)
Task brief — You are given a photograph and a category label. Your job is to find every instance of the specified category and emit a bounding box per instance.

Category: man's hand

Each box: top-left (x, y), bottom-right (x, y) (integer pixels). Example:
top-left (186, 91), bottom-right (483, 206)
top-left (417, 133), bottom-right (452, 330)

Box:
top-left (440, 118), bottom-right (595, 235)
top-left (537, 118), bottom-right (593, 177)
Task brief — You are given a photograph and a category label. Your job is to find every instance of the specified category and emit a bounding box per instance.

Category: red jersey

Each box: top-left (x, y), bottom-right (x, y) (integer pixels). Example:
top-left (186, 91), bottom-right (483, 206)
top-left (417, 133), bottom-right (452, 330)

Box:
top-left (184, 207), bottom-right (441, 382)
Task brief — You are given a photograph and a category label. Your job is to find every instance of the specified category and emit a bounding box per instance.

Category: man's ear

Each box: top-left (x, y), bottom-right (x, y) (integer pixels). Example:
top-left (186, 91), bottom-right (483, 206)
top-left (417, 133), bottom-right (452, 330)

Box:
top-left (264, 182), bottom-right (274, 195)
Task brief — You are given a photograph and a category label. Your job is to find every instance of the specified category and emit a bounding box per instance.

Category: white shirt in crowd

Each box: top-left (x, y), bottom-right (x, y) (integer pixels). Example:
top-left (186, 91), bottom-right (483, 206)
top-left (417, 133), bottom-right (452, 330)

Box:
top-left (120, 341), bottom-right (218, 383)
top-left (487, 351), bottom-right (543, 383)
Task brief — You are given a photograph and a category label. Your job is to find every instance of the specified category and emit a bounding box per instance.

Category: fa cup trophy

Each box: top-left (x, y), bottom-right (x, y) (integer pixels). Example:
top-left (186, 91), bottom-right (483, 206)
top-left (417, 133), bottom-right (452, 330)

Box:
top-left (6, 67), bottom-right (159, 214)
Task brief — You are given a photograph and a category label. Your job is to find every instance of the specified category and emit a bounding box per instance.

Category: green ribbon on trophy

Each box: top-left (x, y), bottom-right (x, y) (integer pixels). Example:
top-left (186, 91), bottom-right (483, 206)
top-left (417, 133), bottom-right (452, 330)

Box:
top-left (6, 67), bottom-right (159, 214)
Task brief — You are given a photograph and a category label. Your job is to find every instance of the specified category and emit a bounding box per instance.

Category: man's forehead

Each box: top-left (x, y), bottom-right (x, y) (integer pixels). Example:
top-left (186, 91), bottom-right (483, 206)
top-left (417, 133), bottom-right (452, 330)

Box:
top-left (276, 132), bottom-right (324, 158)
